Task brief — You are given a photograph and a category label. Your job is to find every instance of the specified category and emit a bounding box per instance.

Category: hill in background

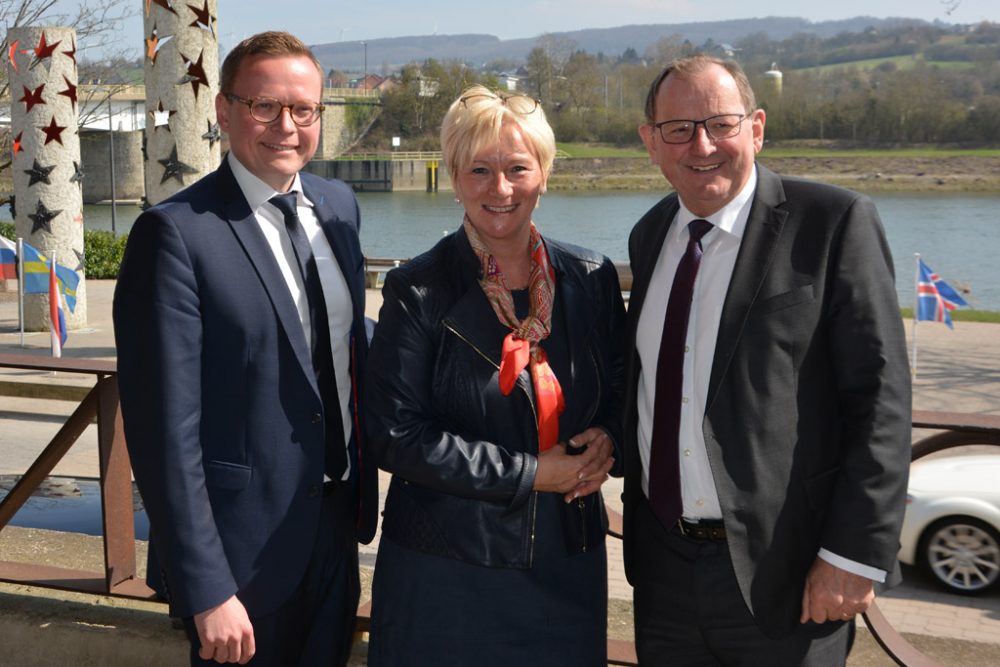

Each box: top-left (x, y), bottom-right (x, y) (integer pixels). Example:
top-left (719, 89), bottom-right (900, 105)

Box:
top-left (311, 16), bottom-right (942, 71)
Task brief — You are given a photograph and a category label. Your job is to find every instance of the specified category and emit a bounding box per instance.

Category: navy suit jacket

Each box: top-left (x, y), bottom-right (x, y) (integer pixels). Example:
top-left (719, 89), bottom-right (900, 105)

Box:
top-left (622, 165), bottom-right (912, 637)
top-left (114, 158), bottom-right (378, 619)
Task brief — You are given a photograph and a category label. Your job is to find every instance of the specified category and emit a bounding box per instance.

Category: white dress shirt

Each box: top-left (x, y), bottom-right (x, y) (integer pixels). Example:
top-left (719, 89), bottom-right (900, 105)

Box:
top-left (634, 165), bottom-right (884, 582)
top-left (228, 153), bottom-right (353, 478)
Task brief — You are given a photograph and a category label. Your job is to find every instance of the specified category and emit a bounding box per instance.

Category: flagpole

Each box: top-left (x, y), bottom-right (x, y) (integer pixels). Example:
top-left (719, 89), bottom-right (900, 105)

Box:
top-left (16, 238), bottom-right (25, 347)
top-left (912, 253), bottom-right (920, 377)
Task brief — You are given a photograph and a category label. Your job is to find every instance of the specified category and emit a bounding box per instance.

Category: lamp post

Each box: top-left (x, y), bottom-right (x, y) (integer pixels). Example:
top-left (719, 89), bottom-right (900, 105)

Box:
top-left (107, 92), bottom-right (117, 235)
top-left (361, 41), bottom-right (368, 91)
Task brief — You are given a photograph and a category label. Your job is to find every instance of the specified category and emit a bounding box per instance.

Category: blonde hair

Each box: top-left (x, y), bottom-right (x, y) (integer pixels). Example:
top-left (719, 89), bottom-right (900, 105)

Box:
top-left (440, 85), bottom-right (556, 181)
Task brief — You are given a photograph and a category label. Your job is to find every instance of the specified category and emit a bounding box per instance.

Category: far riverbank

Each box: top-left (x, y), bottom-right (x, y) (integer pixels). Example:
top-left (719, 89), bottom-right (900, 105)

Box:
top-left (547, 155), bottom-right (1000, 193)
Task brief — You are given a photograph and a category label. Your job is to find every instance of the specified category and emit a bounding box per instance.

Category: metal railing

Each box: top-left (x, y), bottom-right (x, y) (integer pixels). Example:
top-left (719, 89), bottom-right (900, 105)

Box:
top-left (1, 352), bottom-right (997, 666)
top-left (0, 353), bottom-right (152, 598)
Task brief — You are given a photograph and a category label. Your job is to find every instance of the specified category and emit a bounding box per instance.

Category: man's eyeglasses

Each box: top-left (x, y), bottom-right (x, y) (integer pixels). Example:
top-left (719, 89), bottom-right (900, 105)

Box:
top-left (459, 91), bottom-right (539, 114)
top-left (224, 94), bottom-right (324, 126)
top-left (651, 114), bottom-right (747, 144)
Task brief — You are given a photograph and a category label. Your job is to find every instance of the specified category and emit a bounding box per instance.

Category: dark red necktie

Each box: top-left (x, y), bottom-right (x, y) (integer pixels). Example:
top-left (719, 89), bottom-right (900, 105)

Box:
top-left (648, 219), bottom-right (714, 529)
top-left (270, 193), bottom-right (347, 480)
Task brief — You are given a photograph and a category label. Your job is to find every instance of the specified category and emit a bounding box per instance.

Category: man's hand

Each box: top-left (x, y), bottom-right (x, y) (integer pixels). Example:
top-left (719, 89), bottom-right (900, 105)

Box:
top-left (799, 557), bottom-right (875, 624)
top-left (193, 595), bottom-right (255, 664)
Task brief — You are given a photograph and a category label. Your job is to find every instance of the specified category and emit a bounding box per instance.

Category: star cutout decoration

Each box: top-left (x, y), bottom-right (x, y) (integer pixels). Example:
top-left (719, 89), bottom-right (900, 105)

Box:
top-left (29, 199), bottom-right (62, 234)
top-left (20, 84), bottom-right (46, 112)
top-left (178, 51), bottom-right (209, 99)
top-left (145, 24), bottom-right (174, 64)
top-left (8, 195), bottom-right (15, 220)
top-left (147, 0), bottom-right (179, 17)
top-left (26, 31), bottom-right (61, 70)
top-left (62, 37), bottom-right (77, 65)
top-left (202, 120), bottom-right (220, 147)
top-left (149, 99), bottom-right (177, 130)
top-left (158, 145), bottom-right (198, 184)
top-left (70, 161), bottom-right (85, 185)
top-left (187, 1), bottom-right (216, 36)
top-left (12, 132), bottom-right (23, 156)
top-left (24, 159), bottom-right (57, 186)
top-left (57, 76), bottom-right (78, 110)
top-left (40, 116), bottom-right (67, 145)
top-left (33, 32), bottom-right (62, 60)
top-left (8, 40), bottom-right (20, 72)
top-left (73, 248), bottom-right (85, 272)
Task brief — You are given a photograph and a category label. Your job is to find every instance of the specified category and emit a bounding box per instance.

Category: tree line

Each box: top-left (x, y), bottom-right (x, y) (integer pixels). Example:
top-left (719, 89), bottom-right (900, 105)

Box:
top-left (358, 21), bottom-right (1000, 151)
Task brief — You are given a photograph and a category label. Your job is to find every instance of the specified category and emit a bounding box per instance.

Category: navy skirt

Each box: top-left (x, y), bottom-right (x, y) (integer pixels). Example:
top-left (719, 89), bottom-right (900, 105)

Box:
top-left (367, 491), bottom-right (608, 666)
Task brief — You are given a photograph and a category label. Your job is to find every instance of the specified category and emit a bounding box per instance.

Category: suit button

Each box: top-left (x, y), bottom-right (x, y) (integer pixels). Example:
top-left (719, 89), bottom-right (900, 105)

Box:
top-left (308, 485), bottom-right (320, 498)
top-left (312, 413), bottom-right (322, 424)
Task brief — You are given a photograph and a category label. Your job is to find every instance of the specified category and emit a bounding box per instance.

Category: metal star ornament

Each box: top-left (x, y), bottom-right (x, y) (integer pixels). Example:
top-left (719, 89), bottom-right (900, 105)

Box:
top-left (40, 116), bottom-right (67, 145)
top-left (187, 1), bottom-right (216, 36)
top-left (29, 200), bottom-right (62, 234)
top-left (24, 159), bottom-right (57, 186)
top-left (20, 84), bottom-right (46, 112)
top-left (57, 76), bottom-right (78, 110)
top-left (70, 161), bottom-right (85, 185)
top-left (145, 24), bottom-right (174, 64)
top-left (202, 120), bottom-right (221, 147)
top-left (158, 145), bottom-right (199, 184)
top-left (12, 132), bottom-right (23, 156)
top-left (73, 248), bottom-right (85, 272)
top-left (178, 51), bottom-right (210, 99)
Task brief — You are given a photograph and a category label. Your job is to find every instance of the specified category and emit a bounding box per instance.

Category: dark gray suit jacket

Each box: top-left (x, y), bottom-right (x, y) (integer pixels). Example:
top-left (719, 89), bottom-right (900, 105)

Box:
top-left (114, 158), bottom-right (378, 619)
top-left (622, 164), bottom-right (912, 638)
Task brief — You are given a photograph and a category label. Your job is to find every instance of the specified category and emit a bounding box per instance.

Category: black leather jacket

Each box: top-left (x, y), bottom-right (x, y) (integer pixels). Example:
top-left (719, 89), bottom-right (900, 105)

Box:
top-left (365, 227), bottom-right (626, 568)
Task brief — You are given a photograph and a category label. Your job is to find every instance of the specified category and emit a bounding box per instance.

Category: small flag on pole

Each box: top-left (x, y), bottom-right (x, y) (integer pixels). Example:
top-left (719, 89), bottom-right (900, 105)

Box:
top-left (916, 259), bottom-right (968, 329)
top-left (0, 236), bottom-right (17, 280)
top-left (49, 259), bottom-right (67, 357)
top-left (20, 241), bottom-right (80, 312)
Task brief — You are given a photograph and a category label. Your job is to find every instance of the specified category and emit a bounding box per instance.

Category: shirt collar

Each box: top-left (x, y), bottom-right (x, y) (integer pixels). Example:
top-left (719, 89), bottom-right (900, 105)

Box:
top-left (676, 164), bottom-right (758, 241)
top-left (226, 152), bottom-right (310, 212)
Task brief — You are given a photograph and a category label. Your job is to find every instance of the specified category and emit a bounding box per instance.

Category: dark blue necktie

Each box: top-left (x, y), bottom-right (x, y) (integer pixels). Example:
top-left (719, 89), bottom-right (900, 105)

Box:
top-left (270, 193), bottom-right (347, 480)
top-left (648, 218), bottom-right (714, 530)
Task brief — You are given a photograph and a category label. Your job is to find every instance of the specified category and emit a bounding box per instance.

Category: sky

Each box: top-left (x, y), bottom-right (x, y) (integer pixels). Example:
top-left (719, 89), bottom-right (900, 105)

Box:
top-left (72, 0), bottom-right (1000, 61)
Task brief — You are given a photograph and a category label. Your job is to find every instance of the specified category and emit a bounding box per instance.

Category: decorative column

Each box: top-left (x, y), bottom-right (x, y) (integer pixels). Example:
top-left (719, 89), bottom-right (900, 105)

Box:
top-left (7, 26), bottom-right (87, 330)
top-left (142, 0), bottom-right (220, 206)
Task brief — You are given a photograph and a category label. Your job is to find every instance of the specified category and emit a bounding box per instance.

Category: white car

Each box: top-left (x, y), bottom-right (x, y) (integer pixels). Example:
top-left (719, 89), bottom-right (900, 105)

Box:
top-left (898, 454), bottom-right (1000, 594)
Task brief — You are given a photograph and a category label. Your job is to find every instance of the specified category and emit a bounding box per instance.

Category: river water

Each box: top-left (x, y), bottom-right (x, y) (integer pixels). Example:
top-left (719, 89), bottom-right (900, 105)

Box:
top-left (9, 189), bottom-right (998, 310)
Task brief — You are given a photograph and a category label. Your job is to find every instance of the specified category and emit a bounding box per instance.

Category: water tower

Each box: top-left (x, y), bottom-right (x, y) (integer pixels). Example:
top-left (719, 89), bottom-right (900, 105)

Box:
top-left (764, 63), bottom-right (783, 96)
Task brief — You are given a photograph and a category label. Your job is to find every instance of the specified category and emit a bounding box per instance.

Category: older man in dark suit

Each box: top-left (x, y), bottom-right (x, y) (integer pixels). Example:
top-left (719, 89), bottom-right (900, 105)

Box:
top-left (622, 55), bottom-right (911, 665)
top-left (114, 32), bottom-right (377, 666)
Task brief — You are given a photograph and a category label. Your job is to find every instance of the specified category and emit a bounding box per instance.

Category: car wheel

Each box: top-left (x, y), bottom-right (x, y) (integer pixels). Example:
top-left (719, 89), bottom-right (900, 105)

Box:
top-left (918, 517), bottom-right (1000, 595)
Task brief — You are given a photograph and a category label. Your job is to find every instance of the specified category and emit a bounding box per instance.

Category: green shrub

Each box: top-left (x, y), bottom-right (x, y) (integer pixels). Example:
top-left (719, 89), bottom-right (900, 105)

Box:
top-left (84, 230), bottom-right (129, 278)
top-left (0, 223), bottom-right (128, 278)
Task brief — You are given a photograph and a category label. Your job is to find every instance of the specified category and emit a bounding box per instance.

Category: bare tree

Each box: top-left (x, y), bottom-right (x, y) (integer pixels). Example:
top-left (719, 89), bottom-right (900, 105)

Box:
top-left (0, 0), bottom-right (135, 184)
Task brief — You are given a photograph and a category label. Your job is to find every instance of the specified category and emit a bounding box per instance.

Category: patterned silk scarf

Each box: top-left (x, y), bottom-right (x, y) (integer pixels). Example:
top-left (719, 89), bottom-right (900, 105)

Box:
top-left (464, 217), bottom-right (565, 452)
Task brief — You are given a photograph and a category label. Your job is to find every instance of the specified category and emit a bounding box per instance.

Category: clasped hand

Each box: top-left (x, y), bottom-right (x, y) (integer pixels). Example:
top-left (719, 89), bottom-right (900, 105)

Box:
top-left (532, 426), bottom-right (615, 501)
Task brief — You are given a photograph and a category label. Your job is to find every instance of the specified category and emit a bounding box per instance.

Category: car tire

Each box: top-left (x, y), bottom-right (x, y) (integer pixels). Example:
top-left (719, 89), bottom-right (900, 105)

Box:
top-left (918, 516), bottom-right (1000, 595)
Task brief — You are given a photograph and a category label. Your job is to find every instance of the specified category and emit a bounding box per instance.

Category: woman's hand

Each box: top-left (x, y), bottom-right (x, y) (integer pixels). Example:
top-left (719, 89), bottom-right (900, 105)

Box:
top-left (532, 427), bottom-right (615, 501)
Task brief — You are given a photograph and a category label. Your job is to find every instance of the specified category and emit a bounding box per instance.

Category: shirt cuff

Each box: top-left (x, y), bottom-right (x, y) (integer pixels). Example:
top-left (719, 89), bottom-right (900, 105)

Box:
top-left (818, 548), bottom-right (887, 583)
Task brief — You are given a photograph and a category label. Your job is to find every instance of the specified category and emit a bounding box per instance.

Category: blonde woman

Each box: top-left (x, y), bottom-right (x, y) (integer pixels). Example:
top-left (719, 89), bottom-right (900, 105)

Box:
top-left (364, 85), bottom-right (626, 665)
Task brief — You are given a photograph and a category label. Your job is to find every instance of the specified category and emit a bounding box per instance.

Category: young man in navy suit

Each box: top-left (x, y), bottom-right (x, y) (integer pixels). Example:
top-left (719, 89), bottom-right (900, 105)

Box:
top-left (623, 55), bottom-right (911, 665)
top-left (114, 31), bottom-right (377, 666)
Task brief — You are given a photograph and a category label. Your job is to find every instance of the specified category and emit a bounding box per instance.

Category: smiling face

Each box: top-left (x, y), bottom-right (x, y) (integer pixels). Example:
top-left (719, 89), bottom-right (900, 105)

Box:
top-left (639, 63), bottom-right (765, 217)
top-left (216, 54), bottom-right (322, 192)
top-left (454, 121), bottom-right (548, 253)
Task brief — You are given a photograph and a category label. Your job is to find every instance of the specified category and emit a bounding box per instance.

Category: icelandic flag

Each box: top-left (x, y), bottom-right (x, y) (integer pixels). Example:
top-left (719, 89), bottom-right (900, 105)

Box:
top-left (21, 242), bottom-right (80, 312)
top-left (0, 236), bottom-right (16, 280)
top-left (49, 259), bottom-right (67, 357)
top-left (916, 259), bottom-right (968, 329)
